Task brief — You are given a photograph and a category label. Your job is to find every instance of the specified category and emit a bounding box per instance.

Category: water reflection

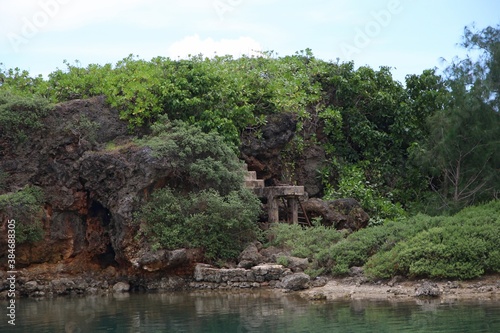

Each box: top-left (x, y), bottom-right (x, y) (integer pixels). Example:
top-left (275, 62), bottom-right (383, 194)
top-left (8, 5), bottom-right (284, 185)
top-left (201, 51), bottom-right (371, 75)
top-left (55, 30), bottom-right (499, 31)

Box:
top-left (1, 291), bottom-right (500, 332)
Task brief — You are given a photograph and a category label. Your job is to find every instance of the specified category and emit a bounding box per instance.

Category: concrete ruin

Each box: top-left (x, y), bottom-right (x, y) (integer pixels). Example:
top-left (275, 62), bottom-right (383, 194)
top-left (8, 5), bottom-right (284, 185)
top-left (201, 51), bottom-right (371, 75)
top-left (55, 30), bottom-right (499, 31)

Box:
top-left (244, 166), bottom-right (309, 225)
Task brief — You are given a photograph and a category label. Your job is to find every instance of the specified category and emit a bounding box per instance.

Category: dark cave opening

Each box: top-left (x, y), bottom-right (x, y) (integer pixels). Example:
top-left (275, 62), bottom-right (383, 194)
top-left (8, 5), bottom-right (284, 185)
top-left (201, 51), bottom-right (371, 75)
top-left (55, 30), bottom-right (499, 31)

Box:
top-left (95, 243), bottom-right (118, 268)
top-left (89, 200), bottom-right (112, 227)
top-left (88, 199), bottom-right (118, 268)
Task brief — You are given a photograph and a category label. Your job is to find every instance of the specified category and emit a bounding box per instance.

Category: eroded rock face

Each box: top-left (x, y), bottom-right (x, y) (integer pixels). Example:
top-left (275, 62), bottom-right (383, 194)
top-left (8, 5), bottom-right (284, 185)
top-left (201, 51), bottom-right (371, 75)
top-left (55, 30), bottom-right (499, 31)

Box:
top-left (240, 112), bottom-right (327, 197)
top-left (0, 97), bottom-right (197, 276)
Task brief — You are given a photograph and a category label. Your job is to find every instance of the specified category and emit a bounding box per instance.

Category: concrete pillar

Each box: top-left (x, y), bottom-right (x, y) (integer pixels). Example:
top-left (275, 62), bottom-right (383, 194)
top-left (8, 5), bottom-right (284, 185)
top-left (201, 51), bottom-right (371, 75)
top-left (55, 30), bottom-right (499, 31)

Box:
top-left (288, 197), bottom-right (299, 224)
top-left (268, 195), bottom-right (279, 223)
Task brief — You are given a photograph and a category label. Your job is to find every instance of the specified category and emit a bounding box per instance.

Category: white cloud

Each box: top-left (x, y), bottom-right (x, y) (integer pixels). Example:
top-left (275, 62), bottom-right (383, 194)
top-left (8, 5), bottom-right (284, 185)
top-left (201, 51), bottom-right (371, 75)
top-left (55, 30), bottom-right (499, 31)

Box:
top-left (168, 35), bottom-right (263, 58)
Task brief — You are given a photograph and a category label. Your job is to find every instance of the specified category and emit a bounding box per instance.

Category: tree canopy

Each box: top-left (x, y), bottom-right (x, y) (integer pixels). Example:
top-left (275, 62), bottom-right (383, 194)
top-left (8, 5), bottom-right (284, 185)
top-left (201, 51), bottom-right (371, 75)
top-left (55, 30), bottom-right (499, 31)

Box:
top-left (1, 25), bottom-right (498, 217)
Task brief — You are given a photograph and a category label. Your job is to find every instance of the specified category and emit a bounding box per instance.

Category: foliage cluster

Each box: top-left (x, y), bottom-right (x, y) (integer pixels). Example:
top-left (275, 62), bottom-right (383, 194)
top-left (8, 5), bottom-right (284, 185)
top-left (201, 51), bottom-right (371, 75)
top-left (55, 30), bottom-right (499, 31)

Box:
top-left (139, 118), bottom-right (245, 194)
top-left (137, 187), bottom-right (261, 260)
top-left (0, 91), bottom-right (52, 142)
top-left (266, 200), bottom-right (500, 280)
top-left (136, 120), bottom-right (262, 260)
top-left (323, 162), bottom-right (406, 224)
top-left (364, 200), bottom-right (500, 279)
top-left (0, 186), bottom-right (45, 244)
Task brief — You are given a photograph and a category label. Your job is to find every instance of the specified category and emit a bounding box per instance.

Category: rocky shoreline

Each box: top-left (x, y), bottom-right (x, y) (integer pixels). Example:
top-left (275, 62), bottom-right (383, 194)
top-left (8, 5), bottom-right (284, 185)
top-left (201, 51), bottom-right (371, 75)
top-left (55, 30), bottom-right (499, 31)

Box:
top-left (2, 261), bottom-right (499, 302)
top-left (1, 241), bottom-right (500, 301)
top-left (300, 274), bottom-right (500, 302)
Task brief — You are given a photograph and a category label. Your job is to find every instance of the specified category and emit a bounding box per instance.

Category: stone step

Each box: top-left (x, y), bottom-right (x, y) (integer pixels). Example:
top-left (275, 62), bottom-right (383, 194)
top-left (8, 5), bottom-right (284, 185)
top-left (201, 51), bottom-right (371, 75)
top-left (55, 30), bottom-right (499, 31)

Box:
top-left (244, 171), bottom-right (257, 181)
top-left (245, 179), bottom-right (265, 188)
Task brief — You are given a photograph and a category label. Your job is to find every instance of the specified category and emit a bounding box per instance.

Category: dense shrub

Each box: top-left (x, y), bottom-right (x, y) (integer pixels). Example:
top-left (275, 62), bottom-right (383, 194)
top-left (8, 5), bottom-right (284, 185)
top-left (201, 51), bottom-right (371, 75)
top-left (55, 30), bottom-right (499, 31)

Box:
top-left (136, 121), bottom-right (262, 260)
top-left (139, 119), bottom-right (244, 195)
top-left (365, 200), bottom-right (500, 279)
top-left (0, 91), bottom-right (52, 142)
top-left (323, 162), bottom-right (406, 224)
top-left (265, 201), bottom-right (500, 279)
top-left (137, 187), bottom-right (261, 260)
top-left (325, 213), bottom-right (443, 275)
top-left (267, 223), bottom-right (343, 260)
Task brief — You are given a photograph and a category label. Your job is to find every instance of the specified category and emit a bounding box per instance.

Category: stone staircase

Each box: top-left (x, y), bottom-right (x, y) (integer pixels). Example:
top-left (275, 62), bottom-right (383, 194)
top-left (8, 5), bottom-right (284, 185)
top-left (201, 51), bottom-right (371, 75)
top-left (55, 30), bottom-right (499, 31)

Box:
top-left (244, 168), bottom-right (265, 189)
top-left (243, 164), bottom-right (310, 225)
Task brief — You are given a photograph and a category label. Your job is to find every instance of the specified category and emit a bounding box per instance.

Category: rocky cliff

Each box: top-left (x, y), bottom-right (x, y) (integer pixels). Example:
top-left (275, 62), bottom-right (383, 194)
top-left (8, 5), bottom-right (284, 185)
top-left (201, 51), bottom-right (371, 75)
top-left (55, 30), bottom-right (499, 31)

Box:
top-left (0, 97), bottom-right (206, 286)
top-left (0, 97), bottom-right (367, 294)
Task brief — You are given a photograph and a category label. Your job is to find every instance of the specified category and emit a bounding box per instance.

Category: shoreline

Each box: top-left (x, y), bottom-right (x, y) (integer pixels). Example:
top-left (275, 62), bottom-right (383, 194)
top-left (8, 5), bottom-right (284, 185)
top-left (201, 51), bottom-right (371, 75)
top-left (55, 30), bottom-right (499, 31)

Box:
top-left (2, 268), bottom-right (499, 302)
top-left (299, 275), bottom-right (500, 302)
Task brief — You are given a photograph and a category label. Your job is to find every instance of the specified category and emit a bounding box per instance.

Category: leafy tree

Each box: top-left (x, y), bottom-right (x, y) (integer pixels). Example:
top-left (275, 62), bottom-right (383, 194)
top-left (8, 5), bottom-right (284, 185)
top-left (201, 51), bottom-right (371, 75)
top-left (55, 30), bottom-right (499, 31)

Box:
top-left (136, 120), bottom-right (262, 260)
top-left (140, 118), bottom-right (245, 195)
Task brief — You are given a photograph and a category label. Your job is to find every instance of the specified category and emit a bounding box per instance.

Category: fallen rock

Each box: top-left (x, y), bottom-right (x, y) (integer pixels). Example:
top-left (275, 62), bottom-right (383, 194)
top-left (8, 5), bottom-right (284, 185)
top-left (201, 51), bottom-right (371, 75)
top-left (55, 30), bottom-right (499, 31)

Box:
top-left (415, 282), bottom-right (441, 297)
top-left (275, 255), bottom-right (309, 272)
top-left (277, 273), bottom-right (310, 291)
top-left (349, 266), bottom-right (364, 277)
top-left (24, 281), bottom-right (39, 293)
top-left (310, 276), bottom-right (329, 288)
top-left (51, 278), bottom-right (75, 295)
top-left (112, 281), bottom-right (130, 293)
top-left (238, 242), bottom-right (264, 268)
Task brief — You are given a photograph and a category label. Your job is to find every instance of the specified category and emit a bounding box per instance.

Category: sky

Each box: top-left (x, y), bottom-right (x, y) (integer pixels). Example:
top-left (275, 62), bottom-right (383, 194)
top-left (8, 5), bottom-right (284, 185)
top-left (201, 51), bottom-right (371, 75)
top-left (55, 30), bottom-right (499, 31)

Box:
top-left (0, 0), bottom-right (499, 84)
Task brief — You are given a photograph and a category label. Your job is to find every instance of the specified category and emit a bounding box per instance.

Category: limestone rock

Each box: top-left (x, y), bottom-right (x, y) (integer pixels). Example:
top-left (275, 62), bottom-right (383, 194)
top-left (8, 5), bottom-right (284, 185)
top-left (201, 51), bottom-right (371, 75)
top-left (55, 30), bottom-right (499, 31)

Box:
top-left (112, 282), bottom-right (130, 293)
top-left (238, 242), bottom-right (264, 268)
top-left (276, 254), bottom-right (309, 272)
top-left (415, 282), bottom-right (441, 297)
top-left (302, 198), bottom-right (369, 231)
top-left (136, 248), bottom-right (188, 272)
top-left (277, 273), bottom-right (310, 291)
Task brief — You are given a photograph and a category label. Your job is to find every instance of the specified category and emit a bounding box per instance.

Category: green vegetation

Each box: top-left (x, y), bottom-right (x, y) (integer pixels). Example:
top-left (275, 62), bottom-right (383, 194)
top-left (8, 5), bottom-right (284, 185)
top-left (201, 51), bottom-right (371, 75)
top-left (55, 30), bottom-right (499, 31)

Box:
top-left (267, 200), bottom-right (500, 280)
top-left (139, 118), bottom-right (245, 194)
top-left (0, 91), bottom-right (52, 143)
top-left (0, 25), bottom-right (498, 273)
top-left (0, 186), bottom-right (45, 244)
top-left (135, 120), bottom-right (261, 260)
top-left (137, 187), bottom-right (261, 260)
top-left (3, 26), bottom-right (496, 217)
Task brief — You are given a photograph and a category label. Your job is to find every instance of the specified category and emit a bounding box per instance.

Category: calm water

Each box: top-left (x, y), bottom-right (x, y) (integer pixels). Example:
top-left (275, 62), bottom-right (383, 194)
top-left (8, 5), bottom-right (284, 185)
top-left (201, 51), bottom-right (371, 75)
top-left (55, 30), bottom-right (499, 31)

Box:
top-left (1, 290), bottom-right (500, 332)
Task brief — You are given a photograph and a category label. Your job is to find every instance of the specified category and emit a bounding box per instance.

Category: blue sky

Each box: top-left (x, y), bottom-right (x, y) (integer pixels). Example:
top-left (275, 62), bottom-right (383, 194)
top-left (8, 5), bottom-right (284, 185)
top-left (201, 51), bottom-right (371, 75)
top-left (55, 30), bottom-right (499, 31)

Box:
top-left (0, 0), bottom-right (499, 83)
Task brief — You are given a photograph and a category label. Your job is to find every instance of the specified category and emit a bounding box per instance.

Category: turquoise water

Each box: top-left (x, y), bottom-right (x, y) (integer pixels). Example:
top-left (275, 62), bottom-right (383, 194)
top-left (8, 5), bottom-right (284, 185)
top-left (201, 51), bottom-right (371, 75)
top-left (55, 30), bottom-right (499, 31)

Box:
top-left (1, 290), bottom-right (500, 332)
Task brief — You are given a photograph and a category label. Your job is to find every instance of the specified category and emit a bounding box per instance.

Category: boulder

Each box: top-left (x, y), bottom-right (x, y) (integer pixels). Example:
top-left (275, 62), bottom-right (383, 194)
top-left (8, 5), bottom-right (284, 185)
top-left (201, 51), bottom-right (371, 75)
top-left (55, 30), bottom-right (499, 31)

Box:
top-left (415, 282), bottom-right (441, 297)
top-left (112, 281), bottom-right (130, 293)
top-left (135, 248), bottom-right (189, 272)
top-left (302, 198), bottom-right (369, 231)
top-left (276, 255), bottom-right (309, 272)
top-left (238, 242), bottom-right (264, 268)
top-left (277, 273), bottom-right (310, 291)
